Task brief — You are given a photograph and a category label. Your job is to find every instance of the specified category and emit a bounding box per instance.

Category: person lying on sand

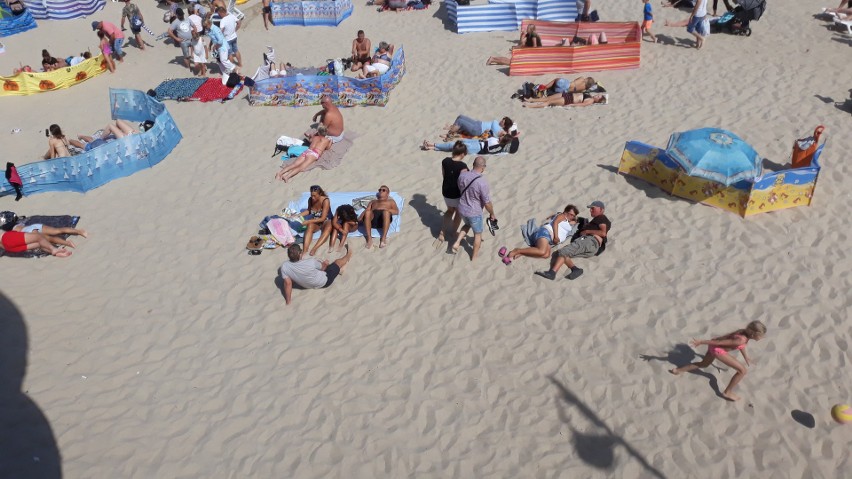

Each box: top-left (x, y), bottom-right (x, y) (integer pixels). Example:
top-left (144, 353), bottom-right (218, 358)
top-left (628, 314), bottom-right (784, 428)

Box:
top-left (522, 92), bottom-right (607, 108)
top-left (279, 243), bottom-right (353, 305)
top-left (498, 205), bottom-right (579, 265)
top-left (0, 230), bottom-right (73, 257)
top-left (275, 126), bottom-right (332, 183)
top-left (443, 115), bottom-right (516, 141)
top-left (535, 201), bottom-right (610, 281)
top-left (422, 135), bottom-right (519, 155)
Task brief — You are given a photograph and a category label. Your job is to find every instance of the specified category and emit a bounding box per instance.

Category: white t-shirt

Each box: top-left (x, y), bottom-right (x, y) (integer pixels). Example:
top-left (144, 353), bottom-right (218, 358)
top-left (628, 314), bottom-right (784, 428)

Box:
top-left (219, 14), bottom-right (238, 41)
top-left (68, 56), bottom-right (85, 66)
top-left (187, 14), bottom-right (203, 33)
top-left (543, 216), bottom-right (575, 245)
top-left (280, 259), bottom-right (327, 289)
top-left (694, 0), bottom-right (707, 17)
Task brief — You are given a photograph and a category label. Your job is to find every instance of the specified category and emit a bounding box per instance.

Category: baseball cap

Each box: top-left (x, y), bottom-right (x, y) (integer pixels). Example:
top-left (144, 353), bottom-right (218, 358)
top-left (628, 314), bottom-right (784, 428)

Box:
top-left (587, 200), bottom-right (605, 209)
top-left (91, 20), bottom-right (100, 30)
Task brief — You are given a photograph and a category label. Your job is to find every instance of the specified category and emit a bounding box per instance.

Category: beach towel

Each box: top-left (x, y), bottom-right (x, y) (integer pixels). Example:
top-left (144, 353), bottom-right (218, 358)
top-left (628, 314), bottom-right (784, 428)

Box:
top-left (0, 215), bottom-right (79, 258)
top-left (281, 130), bottom-right (358, 172)
top-left (153, 77), bottom-right (206, 100)
top-left (266, 217), bottom-right (296, 246)
top-left (286, 191), bottom-right (404, 239)
top-left (190, 77), bottom-right (243, 102)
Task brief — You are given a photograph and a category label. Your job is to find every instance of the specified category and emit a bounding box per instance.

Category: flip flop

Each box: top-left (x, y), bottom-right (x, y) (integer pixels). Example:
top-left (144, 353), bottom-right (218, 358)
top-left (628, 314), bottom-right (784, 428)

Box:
top-left (498, 246), bottom-right (507, 258)
top-left (502, 256), bottom-right (512, 265)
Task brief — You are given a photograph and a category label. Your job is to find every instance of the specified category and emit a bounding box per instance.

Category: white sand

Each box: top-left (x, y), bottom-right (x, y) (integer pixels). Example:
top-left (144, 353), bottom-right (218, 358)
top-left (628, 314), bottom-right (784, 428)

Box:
top-left (1, 0), bottom-right (851, 477)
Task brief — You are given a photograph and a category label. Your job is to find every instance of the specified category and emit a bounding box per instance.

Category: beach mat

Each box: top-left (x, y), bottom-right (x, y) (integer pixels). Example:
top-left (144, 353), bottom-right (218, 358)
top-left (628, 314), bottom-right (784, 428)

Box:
top-left (0, 215), bottom-right (79, 258)
top-left (153, 77), bottom-right (207, 101)
top-left (191, 78), bottom-right (242, 102)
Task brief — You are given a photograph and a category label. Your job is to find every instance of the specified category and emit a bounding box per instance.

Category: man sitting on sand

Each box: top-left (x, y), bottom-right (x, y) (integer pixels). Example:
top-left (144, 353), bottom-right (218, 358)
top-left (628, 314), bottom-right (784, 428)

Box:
top-left (306, 95), bottom-right (344, 143)
top-left (359, 185), bottom-right (399, 249)
top-left (275, 126), bottom-right (332, 183)
top-left (350, 30), bottom-right (372, 72)
top-left (279, 243), bottom-right (353, 305)
top-left (535, 200), bottom-right (611, 280)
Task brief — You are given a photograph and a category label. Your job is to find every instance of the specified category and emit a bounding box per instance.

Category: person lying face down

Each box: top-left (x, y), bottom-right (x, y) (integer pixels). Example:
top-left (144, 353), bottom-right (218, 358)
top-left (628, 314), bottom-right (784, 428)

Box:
top-left (522, 92), bottom-right (607, 108)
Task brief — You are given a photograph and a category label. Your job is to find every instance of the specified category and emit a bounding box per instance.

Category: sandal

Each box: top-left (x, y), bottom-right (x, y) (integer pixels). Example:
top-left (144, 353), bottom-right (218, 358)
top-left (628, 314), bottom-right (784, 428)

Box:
top-left (502, 256), bottom-right (512, 265)
top-left (498, 246), bottom-right (507, 257)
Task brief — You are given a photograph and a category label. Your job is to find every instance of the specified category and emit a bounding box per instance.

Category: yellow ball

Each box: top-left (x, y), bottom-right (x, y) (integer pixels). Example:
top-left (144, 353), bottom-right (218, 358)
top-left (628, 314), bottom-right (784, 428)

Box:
top-left (831, 404), bottom-right (852, 424)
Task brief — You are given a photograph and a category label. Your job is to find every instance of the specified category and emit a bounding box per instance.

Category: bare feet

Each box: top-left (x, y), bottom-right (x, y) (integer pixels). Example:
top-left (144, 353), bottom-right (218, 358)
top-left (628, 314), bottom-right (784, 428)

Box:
top-left (365, 239), bottom-right (373, 249)
top-left (722, 392), bottom-right (741, 401)
top-left (53, 249), bottom-right (72, 257)
top-left (669, 368), bottom-right (681, 375)
top-left (78, 229), bottom-right (88, 238)
top-left (379, 240), bottom-right (387, 249)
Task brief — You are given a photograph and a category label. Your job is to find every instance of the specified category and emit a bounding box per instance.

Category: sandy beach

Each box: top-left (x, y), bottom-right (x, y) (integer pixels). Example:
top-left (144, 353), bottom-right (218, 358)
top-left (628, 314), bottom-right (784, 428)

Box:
top-left (1, 0), bottom-right (851, 477)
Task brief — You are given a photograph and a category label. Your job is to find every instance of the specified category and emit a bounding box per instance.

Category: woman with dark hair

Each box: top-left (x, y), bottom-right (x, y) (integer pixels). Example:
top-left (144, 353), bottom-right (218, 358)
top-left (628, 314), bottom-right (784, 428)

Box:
top-left (309, 204), bottom-right (359, 255)
top-left (43, 125), bottom-right (74, 159)
top-left (436, 141), bottom-right (469, 244)
top-left (299, 185), bottom-right (331, 258)
top-left (499, 205), bottom-right (580, 264)
top-left (41, 50), bottom-right (67, 71)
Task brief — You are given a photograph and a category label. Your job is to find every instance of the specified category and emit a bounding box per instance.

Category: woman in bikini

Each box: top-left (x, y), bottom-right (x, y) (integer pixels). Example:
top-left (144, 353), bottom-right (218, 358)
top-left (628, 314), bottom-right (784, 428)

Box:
top-left (308, 204), bottom-right (359, 256)
top-left (358, 42), bottom-right (393, 78)
top-left (670, 320), bottom-right (767, 401)
top-left (41, 49), bottom-right (67, 71)
top-left (522, 92), bottom-right (607, 108)
top-left (499, 205), bottom-right (579, 265)
top-left (43, 124), bottom-right (76, 159)
top-left (275, 126), bottom-right (332, 183)
top-left (298, 185), bottom-right (331, 258)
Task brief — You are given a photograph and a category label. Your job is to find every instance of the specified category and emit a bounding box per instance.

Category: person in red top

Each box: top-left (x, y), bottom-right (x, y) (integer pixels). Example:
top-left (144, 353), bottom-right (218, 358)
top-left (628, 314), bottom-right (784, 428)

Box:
top-left (92, 20), bottom-right (126, 63)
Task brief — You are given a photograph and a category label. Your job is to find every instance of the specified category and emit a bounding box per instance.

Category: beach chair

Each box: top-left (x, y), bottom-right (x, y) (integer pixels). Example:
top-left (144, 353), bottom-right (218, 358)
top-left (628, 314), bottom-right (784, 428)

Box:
top-left (228, 0), bottom-right (245, 21)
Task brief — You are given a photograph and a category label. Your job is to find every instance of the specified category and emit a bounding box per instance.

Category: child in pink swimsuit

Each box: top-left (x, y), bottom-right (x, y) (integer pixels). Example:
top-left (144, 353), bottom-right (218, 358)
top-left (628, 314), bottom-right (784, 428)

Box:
top-left (670, 321), bottom-right (767, 402)
top-left (98, 31), bottom-right (116, 72)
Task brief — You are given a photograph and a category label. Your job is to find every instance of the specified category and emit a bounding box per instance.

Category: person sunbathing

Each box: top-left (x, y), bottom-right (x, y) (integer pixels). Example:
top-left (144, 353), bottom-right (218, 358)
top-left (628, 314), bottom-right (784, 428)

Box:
top-left (422, 135), bottom-right (520, 155)
top-left (275, 126), bottom-right (332, 183)
top-left (499, 205), bottom-right (579, 264)
top-left (546, 76), bottom-right (599, 94)
top-left (522, 92), bottom-right (607, 108)
top-left (487, 25), bottom-right (542, 66)
top-left (74, 119), bottom-right (140, 152)
top-left (41, 49), bottom-right (67, 72)
top-left (44, 124), bottom-right (75, 159)
top-left (0, 230), bottom-right (72, 257)
top-left (357, 42), bottom-right (393, 78)
top-left (297, 184), bottom-right (331, 258)
top-left (10, 223), bottom-right (87, 248)
top-left (308, 204), bottom-right (359, 256)
top-left (443, 115), bottom-right (516, 140)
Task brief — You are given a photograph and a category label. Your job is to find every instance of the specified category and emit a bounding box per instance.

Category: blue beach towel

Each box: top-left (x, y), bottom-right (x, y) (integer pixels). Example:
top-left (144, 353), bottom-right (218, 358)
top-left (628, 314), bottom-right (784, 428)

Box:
top-left (153, 78), bottom-right (207, 101)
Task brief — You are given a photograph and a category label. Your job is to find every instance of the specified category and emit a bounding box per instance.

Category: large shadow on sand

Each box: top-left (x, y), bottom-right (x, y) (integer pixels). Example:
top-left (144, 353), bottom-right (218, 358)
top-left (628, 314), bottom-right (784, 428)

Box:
top-left (0, 292), bottom-right (62, 478)
top-left (639, 343), bottom-right (724, 398)
top-left (547, 375), bottom-right (666, 478)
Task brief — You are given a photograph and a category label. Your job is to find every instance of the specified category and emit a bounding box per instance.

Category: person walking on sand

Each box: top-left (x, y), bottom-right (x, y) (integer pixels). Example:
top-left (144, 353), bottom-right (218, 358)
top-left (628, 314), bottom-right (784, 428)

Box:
top-left (642, 0), bottom-right (658, 43)
top-left (451, 156), bottom-right (496, 261)
top-left (670, 321), bottom-right (767, 401)
top-left (665, 0), bottom-right (707, 49)
top-left (120, 0), bottom-right (146, 51)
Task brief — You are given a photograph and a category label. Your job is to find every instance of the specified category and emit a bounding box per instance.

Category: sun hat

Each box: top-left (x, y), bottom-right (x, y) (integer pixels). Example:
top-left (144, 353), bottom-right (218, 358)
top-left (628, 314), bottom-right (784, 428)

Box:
top-left (587, 200), bottom-right (605, 209)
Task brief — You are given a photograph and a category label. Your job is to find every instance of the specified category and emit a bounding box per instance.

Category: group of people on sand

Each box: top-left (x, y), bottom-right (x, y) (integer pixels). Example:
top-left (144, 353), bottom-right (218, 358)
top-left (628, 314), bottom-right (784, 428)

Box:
top-left (44, 120), bottom-right (141, 159)
top-left (421, 115), bottom-right (520, 155)
top-left (349, 30), bottom-right (395, 79)
top-left (277, 184), bottom-right (399, 305)
top-left (0, 211), bottom-right (87, 258)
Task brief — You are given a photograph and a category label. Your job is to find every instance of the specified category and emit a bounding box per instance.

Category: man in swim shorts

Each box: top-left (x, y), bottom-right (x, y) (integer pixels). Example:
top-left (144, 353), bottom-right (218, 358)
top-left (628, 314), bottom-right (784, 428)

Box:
top-left (350, 30), bottom-right (372, 71)
top-left (359, 185), bottom-right (399, 249)
top-left (279, 243), bottom-right (353, 305)
top-left (306, 95), bottom-right (345, 143)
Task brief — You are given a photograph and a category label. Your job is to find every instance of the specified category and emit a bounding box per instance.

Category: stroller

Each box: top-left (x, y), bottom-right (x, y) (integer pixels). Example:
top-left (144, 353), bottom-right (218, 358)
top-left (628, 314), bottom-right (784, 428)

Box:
top-left (710, 0), bottom-right (766, 36)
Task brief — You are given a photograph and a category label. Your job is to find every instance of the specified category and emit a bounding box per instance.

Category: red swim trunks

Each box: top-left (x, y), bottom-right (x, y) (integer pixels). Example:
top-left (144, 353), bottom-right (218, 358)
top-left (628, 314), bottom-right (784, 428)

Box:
top-left (1, 231), bottom-right (27, 253)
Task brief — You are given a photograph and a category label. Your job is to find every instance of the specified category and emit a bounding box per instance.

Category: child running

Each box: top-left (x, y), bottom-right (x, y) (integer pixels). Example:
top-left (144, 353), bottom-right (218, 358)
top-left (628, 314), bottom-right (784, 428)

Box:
top-left (670, 320), bottom-right (767, 401)
top-left (642, 0), bottom-right (657, 42)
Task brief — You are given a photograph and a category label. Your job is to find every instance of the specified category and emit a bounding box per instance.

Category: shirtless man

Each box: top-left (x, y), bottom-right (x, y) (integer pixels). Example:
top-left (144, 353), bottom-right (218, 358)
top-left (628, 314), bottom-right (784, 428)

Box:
top-left (350, 30), bottom-right (372, 71)
top-left (359, 185), bottom-right (399, 249)
top-left (306, 95), bottom-right (345, 143)
top-left (275, 126), bottom-right (332, 182)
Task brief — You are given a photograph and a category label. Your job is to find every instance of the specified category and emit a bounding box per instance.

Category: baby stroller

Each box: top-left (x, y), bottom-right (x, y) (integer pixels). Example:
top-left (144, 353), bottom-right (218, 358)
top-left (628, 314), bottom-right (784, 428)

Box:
top-left (710, 0), bottom-right (766, 36)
